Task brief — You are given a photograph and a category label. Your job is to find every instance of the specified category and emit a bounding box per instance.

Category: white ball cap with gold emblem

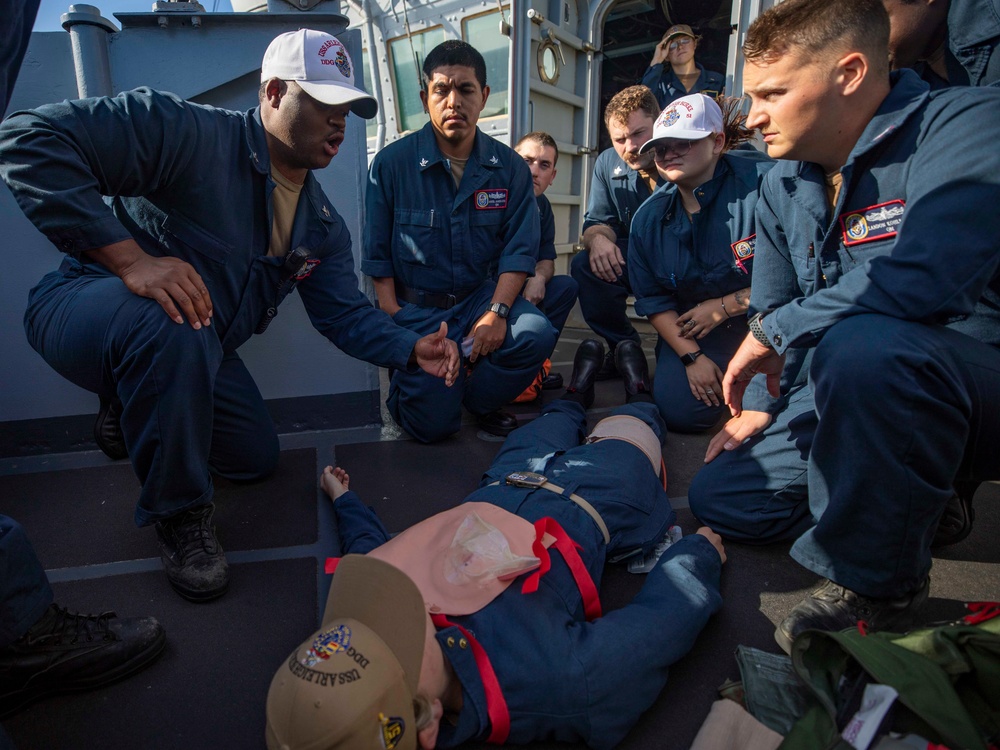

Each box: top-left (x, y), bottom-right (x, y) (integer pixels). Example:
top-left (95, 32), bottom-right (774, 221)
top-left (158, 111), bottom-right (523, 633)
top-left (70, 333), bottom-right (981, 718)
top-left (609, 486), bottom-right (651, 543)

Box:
top-left (261, 28), bottom-right (379, 119)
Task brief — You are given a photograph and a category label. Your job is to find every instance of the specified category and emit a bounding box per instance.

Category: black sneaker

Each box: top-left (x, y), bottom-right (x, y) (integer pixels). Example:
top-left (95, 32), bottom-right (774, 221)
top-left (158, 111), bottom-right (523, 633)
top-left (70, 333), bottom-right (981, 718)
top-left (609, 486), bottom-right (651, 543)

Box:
top-left (155, 503), bottom-right (229, 602)
top-left (94, 396), bottom-right (128, 461)
top-left (775, 578), bottom-right (930, 654)
top-left (0, 604), bottom-right (165, 719)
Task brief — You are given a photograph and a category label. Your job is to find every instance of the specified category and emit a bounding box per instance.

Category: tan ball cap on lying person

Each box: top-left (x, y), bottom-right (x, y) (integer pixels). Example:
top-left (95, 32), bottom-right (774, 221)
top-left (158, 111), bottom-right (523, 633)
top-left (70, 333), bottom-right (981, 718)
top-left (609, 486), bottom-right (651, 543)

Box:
top-left (266, 555), bottom-right (426, 750)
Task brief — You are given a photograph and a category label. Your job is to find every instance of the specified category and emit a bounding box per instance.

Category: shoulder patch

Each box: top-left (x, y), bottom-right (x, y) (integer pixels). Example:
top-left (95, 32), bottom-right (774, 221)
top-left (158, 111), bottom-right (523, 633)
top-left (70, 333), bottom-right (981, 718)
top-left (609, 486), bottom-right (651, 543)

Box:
top-left (731, 234), bottom-right (755, 273)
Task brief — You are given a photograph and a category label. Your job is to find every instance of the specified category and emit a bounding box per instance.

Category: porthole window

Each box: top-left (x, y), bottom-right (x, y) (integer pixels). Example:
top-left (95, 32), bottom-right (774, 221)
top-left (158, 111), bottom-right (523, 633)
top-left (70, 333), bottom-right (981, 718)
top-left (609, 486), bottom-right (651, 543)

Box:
top-left (537, 39), bottom-right (560, 85)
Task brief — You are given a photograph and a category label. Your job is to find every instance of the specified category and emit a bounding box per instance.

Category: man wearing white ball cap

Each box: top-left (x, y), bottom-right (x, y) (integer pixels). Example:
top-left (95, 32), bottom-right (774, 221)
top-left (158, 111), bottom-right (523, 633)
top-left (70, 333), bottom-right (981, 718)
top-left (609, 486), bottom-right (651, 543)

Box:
top-left (0, 28), bottom-right (459, 603)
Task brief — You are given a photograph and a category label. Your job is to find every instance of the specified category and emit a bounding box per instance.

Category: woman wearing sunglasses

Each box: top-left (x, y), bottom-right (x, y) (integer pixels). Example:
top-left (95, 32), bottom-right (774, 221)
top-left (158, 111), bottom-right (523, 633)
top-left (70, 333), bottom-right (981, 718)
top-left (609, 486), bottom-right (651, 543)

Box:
top-left (641, 24), bottom-right (725, 108)
top-left (628, 94), bottom-right (774, 432)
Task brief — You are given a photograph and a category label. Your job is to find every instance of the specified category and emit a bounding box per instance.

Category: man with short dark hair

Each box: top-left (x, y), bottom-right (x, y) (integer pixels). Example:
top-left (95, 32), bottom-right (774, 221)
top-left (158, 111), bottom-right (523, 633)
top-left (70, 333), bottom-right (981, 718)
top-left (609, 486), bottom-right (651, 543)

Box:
top-left (364, 41), bottom-right (556, 442)
top-left (571, 85), bottom-right (663, 379)
top-left (688, 0), bottom-right (1000, 651)
top-left (0, 29), bottom-right (459, 602)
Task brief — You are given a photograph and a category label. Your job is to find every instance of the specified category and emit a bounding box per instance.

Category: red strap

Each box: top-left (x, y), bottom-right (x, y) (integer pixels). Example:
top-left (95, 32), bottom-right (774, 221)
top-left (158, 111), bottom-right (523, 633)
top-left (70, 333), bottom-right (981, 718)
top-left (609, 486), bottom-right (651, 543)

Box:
top-left (430, 613), bottom-right (510, 745)
top-left (963, 601), bottom-right (1000, 625)
top-left (521, 517), bottom-right (602, 622)
top-left (324, 557), bottom-right (340, 575)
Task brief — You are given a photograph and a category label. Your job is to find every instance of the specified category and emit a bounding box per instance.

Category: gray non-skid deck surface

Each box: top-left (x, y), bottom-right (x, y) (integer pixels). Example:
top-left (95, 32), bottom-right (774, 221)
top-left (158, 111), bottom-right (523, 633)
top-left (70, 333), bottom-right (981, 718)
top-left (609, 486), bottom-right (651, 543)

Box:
top-left (1, 327), bottom-right (999, 750)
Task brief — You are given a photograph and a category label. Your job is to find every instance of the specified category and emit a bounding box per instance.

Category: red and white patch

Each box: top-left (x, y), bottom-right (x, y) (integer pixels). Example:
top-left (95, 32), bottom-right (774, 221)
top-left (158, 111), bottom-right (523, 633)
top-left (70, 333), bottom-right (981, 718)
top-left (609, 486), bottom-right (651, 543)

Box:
top-left (474, 189), bottom-right (508, 210)
top-left (731, 234), bottom-right (755, 273)
top-left (839, 200), bottom-right (905, 247)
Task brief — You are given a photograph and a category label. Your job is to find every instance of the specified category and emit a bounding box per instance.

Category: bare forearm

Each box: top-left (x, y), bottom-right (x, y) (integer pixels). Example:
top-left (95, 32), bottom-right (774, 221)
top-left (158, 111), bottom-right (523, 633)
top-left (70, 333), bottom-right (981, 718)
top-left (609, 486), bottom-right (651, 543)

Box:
top-left (722, 287), bottom-right (751, 318)
top-left (533, 259), bottom-right (555, 285)
top-left (494, 271), bottom-right (527, 307)
top-left (650, 310), bottom-right (700, 357)
top-left (372, 277), bottom-right (400, 316)
top-left (84, 238), bottom-right (149, 277)
top-left (582, 224), bottom-right (617, 251)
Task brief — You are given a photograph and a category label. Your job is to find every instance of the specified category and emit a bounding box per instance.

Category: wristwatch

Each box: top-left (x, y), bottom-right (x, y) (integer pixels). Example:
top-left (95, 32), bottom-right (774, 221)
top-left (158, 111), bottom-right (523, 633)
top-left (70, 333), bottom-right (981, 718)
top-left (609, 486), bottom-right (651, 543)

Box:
top-left (680, 350), bottom-right (703, 367)
top-left (489, 301), bottom-right (511, 319)
top-left (748, 311), bottom-right (773, 349)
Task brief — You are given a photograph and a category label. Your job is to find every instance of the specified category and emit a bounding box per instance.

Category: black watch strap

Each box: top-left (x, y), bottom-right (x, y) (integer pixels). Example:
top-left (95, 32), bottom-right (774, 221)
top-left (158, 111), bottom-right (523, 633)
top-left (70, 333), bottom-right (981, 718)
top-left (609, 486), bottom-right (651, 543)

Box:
top-left (748, 312), bottom-right (773, 349)
top-left (680, 350), bottom-right (703, 367)
top-left (489, 301), bottom-right (510, 319)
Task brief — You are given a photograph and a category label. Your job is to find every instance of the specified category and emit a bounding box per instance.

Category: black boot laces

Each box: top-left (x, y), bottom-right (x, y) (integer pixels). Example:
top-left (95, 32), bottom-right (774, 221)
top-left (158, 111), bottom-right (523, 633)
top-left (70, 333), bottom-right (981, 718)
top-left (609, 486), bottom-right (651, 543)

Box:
top-left (24, 605), bottom-right (117, 646)
top-left (169, 507), bottom-right (218, 562)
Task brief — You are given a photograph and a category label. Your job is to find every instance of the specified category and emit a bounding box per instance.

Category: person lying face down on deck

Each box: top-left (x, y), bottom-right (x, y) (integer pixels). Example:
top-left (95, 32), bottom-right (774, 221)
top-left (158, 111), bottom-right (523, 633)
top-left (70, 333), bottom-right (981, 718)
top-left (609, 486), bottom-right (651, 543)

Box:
top-left (265, 340), bottom-right (725, 750)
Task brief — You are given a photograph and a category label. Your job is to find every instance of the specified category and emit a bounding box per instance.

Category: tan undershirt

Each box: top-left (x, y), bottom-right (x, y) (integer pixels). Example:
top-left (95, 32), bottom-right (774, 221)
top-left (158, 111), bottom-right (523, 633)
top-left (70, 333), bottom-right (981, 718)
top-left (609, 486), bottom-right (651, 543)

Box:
top-left (268, 167), bottom-right (303, 258)
top-left (636, 167), bottom-right (660, 196)
top-left (825, 170), bottom-right (843, 210)
top-left (447, 157), bottom-right (468, 190)
top-left (677, 71), bottom-right (699, 92)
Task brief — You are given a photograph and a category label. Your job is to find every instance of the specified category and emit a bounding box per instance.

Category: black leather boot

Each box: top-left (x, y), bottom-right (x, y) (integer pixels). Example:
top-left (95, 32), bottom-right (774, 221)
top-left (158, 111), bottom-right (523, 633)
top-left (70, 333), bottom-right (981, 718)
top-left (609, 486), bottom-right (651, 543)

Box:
top-left (94, 396), bottom-right (128, 461)
top-left (564, 340), bottom-right (605, 408)
top-left (614, 340), bottom-right (651, 400)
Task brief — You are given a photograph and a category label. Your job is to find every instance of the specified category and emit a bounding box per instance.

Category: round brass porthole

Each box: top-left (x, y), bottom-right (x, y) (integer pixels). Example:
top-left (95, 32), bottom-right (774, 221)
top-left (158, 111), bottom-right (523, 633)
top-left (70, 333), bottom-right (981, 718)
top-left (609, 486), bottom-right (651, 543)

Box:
top-left (537, 39), bottom-right (561, 85)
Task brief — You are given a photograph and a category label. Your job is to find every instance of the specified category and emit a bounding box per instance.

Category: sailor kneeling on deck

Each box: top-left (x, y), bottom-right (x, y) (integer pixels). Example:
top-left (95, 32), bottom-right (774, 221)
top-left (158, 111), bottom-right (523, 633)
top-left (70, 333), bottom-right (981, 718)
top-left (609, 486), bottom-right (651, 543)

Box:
top-left (265, 341), bottom-right (725, 750)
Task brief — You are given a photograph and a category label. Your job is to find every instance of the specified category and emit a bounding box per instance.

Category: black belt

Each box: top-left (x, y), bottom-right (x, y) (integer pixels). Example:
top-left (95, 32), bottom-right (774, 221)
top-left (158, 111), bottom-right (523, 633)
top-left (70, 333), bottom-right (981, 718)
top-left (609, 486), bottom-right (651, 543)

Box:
top-left (397, 283), bottom-right (476, 310)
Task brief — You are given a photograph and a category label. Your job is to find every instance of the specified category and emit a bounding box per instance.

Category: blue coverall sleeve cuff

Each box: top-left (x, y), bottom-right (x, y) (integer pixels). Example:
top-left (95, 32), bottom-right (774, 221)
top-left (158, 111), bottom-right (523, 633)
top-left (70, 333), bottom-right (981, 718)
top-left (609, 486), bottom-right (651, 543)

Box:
top-left (762, 312), bottom-right (791, 354)
top-left (660, 533), bottom-right (723, 588)
top-left (496, 256), bottom-right (539, 277)
top-left (360, 259), bottom-right (396, 278)
top-left (633, 296), bottom-right (677, 318)
top-left (331, 490), bottom-right (391, 554)
top-left (742, 375), bottom-right (786, 415)
top-left (46, 215), bottom-right (134, 256)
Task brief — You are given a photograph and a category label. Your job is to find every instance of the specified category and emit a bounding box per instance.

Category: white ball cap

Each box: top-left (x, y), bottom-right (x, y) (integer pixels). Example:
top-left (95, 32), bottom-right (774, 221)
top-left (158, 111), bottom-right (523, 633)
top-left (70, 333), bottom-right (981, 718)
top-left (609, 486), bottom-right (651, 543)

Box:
top-left (638, 94), bottom-right (723, 154)
top-left (261, 29), bottom-right (378, 120)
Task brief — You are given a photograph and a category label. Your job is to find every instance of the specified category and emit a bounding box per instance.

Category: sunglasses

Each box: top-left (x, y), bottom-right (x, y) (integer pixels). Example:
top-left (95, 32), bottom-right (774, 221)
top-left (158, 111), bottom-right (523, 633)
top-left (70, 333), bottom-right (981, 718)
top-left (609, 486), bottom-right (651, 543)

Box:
top-left (652, 135), bottom-right (710, 160)
top-left (665, 37), bottom-right (693, 51)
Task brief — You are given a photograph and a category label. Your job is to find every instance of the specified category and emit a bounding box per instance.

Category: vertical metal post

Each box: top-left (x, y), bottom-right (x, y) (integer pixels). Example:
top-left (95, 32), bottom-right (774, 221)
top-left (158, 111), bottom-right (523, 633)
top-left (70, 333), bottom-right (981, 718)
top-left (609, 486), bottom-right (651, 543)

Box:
top-left (61, 4), bottom-right (118, 98)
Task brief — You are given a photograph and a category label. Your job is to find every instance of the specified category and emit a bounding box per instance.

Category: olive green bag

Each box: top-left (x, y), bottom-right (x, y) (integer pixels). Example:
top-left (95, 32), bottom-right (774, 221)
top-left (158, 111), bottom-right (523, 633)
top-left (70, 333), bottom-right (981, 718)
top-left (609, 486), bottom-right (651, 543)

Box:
top-left (778, 608), bottom-right (1000, 750)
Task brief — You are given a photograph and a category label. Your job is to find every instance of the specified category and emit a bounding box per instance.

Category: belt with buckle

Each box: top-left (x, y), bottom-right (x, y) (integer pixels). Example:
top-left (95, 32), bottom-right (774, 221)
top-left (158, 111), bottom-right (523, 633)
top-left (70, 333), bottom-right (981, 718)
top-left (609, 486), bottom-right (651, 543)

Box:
top-left (397, 283), bottom-right (476, 310)
top-left (490, 471), bottom-right (610, 545)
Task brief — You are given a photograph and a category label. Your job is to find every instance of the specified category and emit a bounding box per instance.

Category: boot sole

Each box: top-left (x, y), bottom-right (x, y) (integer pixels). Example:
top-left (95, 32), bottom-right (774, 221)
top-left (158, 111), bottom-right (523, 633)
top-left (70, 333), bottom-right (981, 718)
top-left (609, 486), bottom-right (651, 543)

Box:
top-left (0, 627), bottom-right (167, 719)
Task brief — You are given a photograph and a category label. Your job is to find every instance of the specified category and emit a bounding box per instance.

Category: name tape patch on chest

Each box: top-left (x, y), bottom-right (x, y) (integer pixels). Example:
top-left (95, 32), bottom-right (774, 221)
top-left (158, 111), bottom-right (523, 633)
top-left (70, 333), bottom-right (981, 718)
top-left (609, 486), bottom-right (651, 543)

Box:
top-left (731, 234), bottom-right (756, 272)
top-left (475, 189), bottom-right (508, 210)
top-left (839, 199), bottom-right (906, 247)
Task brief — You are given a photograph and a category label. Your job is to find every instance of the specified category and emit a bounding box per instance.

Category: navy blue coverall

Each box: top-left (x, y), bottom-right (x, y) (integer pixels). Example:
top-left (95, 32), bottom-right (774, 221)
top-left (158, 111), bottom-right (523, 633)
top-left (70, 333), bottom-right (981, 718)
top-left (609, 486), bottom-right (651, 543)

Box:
top-left (571, 147), bottom-right (664, 353)
top-left (332, 399), bottom-right (723, 749)
top-left (640, 61), bottom-right (725, 109)
top-left (363, 123), bottom-right (556, 442)
top-left (629, 150), bottom-right (774, 432)
top-left (533, 193), bottom-right (578, 337)
top-left (689, 71), bottom-right (1000, 599)
top-left (0, 89), bottom-right (422, 527)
